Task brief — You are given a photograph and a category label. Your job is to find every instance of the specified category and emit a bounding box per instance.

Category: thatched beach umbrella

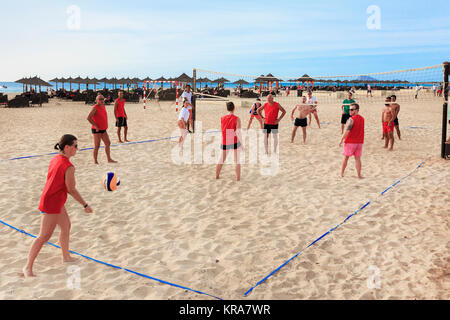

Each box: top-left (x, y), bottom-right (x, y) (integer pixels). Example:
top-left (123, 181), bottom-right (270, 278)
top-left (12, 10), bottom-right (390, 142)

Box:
top-left (233, 79), bottom-right (250, 90)
top-left (131, 77), bottom-right (141, 88)
top-left (71, 76), bottom-right (84, 90)
top-left (15, 77), bottom-right (30, 92)
top-left (109, 77), bottom-right (119, 89)
top-left (99, 77), bottom-right (109, 89)
top-left (233, 79), bottom-right (249, 85)
top-left (90, 78), bottom-right (101, 90)
top-left (175, 73), bottom-right (193, 84)
top-left (49, 77), bottom-right (60, 90)
top-left (212, 77), bottom-right (229, 84)
top-left (296, 74), bottom-right (316, 89)
top-left (155, 76), bottom-right (167, 87)
top-left (20, 76), bottom-right (52, 92)
top-left (82, 77), bottom-right (91, 90)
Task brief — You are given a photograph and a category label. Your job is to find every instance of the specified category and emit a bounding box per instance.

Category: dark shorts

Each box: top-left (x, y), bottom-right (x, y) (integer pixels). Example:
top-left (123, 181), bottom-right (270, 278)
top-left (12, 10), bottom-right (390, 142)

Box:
top-left (264, 123), bottom-right (279, 134)
top-left (341, 113), bottom-right (351, 124)
top-left (92, 128), bottom-right (107, 134)
top-left (294, 117), bottom-right (307, 127)
top-left (221, 142), bottom-right (241, 150)
top-left (116, 117), bottom-right (127, 127)
top-left (394, 117), bottom-right (399, 126)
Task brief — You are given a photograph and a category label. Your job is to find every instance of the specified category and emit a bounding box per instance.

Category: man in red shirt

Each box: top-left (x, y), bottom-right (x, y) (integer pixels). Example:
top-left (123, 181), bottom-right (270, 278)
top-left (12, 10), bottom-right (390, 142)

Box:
top-left (114, 91), bottom-right (129, 143)
top-left (257, 94), bottom-right (286, 154)
top-left (339, 103), bottom-right (364, 178)
top-left (87, 95), bottom-right (117, 164)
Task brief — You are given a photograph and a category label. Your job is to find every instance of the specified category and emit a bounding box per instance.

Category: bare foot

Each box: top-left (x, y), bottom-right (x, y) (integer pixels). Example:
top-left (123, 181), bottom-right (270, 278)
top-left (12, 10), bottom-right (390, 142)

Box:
top-left (94, 161), bottom-right (99, 164)
top-left (23, 267), bottom-right (35, 278)
top-left (388, 148), bottom-right (393, 151)
top-left (108, 159), bottom-right (118, 163)
top-left (124, 139), bottom-right (130, 142)
top-left (118, 140), bottom-right (123, 143)
top-left (63, 256), bottom-right (79, 263)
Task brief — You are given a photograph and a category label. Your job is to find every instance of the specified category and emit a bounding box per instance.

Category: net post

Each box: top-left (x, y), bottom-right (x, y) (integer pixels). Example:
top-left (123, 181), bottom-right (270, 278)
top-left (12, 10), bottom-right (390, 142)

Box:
top-left (193, 69), bottom-right (197, 133)
top-left (143, 81), bottom-right (146, 109)
top-left (442, 62), bottom-right (449, 159)
top-left (175, 81), bottom-right (179, 112)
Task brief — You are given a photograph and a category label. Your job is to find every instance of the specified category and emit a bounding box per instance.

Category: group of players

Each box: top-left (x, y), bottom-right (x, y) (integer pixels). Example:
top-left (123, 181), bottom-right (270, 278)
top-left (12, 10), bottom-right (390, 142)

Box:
top-left (23, 86), bottom-right (403, 277)
top-left (207, 90), bottom-right (403, 180)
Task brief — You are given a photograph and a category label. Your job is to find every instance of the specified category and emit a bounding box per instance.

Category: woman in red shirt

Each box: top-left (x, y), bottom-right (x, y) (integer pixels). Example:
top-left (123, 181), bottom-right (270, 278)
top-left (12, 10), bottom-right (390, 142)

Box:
top-left (216, 102), bottom-right (244, 181)
top-left (23, 134), bottom-right (93, 278)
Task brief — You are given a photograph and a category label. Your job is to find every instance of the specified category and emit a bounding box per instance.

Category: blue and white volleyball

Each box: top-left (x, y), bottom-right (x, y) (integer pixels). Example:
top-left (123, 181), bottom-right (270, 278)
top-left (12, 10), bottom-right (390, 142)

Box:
top-left (102, 172), bottom-right (120, 191)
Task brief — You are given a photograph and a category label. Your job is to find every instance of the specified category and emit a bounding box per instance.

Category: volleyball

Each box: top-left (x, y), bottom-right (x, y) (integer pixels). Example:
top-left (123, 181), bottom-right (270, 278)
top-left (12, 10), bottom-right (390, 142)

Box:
top-left (102, 172), bottom-right (120, 191)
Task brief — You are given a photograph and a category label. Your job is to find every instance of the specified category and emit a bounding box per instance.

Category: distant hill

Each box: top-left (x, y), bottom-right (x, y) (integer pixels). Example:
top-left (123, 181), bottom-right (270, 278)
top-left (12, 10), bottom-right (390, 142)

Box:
top-left (355, 75), bottom-right (378, 81)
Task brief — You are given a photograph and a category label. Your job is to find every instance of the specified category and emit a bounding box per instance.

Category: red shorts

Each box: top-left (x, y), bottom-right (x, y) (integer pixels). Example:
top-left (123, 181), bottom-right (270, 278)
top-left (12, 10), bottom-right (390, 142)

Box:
top-left (251, 114), bottom-right (261, 120)
top-left (343, 143), bottom-right (363, 157)
top-left (383, 122), bottom-right (394, 133)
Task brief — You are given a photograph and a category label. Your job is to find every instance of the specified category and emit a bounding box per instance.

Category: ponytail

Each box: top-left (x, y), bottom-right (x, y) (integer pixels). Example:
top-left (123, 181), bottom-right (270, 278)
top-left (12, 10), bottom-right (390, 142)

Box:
top-left (55, 134), bottom-right (77, 153)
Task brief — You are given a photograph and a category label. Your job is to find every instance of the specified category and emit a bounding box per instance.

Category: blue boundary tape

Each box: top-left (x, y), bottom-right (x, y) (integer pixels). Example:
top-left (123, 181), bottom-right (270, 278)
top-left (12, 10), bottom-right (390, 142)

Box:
top-left (243, 160), bottom-right (426, 297)
top-left (0, 133), bottom-right (429, 299)
top-left (5, 131), bottom-right (221, 162)
top-left (0, 131), bottom-right (223, 300)
top-left (0, 219), bottom-right (222, 300)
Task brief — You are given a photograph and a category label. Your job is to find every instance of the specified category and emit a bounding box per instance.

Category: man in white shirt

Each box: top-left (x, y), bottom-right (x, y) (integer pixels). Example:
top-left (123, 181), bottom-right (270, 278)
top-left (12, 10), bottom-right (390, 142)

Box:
top-left (306, 90), bottom-right (320, 128)
top-left (415, 85), bottom-right (421, 99)
top-left (181, 84), bottom-right (192, 104)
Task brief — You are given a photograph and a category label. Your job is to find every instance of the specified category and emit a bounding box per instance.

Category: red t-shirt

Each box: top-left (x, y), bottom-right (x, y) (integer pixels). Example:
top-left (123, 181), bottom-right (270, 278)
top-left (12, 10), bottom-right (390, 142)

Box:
top-left (221, 114), bottom-right (238, 145)
top-left (345, 114), bottom-right (365, 144)
top-left (115, 98), bottom-right (126, 118)
top-left (38, 155), bottom-right (73, 214)
top-left (91, 104), bottom-right (108, 130)
top-left (263, 102), bottom-right (280, 125)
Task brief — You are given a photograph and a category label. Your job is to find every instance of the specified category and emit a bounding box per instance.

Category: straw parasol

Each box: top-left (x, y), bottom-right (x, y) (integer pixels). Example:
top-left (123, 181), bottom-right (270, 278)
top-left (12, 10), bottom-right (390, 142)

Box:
top-left (175, 73), bottom-right (193, 84)
top-left (155, 76), bottom-right (167, 87)
top-left (16, 76), bottom-right (52, 92)
top-left (49, 77), bottom-right (60, 90)
top-left (212, 77), bottom-right (229, 83)
top-left (233, 79), bottom-right (249, 85)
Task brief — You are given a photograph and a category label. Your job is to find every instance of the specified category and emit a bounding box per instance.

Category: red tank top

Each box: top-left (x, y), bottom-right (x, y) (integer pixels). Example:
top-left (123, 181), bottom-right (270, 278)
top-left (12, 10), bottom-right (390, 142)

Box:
top-left (345, 114), bottom-right (365, 144)
top-left (221, 114), bottom-right (238, 145)
top-left (91, 104), bottom-right (108, 130)
top-left (263, 102), bottom-right (280, 125)
top-left (38, 155), bottom-right (73, 214)
top-left (115, 98), bottom-right (125, 117)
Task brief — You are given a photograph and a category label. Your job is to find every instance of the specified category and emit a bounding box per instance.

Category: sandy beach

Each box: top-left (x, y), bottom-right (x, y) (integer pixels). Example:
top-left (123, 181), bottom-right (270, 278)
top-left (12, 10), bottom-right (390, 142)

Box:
top-left (0, 91), bottom-right (448, 300)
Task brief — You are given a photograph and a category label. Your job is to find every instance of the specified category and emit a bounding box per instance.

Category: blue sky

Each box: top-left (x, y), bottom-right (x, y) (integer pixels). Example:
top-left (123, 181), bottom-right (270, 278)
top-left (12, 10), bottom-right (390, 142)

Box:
top-left (1, 0), bottom-right (450, 81)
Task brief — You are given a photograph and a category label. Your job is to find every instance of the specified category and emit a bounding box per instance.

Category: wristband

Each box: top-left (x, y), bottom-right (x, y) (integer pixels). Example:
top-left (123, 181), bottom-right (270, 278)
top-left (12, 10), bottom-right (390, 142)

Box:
top-left (83, 203), bottom-right (88, 208)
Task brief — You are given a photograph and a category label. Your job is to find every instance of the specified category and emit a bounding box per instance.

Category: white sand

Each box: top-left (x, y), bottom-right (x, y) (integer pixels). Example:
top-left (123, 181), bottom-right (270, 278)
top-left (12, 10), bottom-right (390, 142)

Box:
top-left (0, 92), bottom-right (448, 300)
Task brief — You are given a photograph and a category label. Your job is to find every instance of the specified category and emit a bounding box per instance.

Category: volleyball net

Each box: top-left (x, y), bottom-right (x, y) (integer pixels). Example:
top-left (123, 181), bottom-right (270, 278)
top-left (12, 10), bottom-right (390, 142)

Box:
top-left (194, 64), bottom-right (449, 158)
top-left (194, 64), bottom-right (444, 106)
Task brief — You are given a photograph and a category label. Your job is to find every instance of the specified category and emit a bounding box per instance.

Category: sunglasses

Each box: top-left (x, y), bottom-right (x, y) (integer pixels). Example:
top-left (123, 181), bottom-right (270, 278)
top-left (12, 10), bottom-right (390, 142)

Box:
top-left (72, 144), bottom-right (78, 149)
top-left (350, 109), bottom-right (357, 111)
